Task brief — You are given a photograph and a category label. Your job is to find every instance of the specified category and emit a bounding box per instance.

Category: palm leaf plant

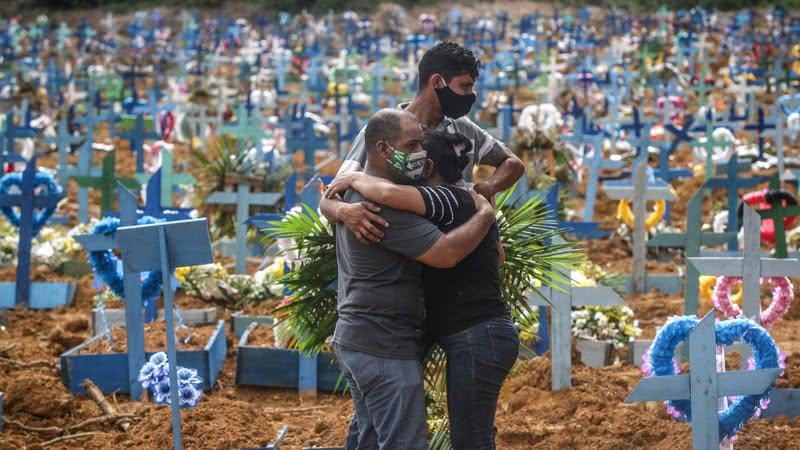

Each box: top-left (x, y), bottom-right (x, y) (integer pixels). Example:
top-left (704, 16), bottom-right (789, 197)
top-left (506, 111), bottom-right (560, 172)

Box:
top-left (194, 135), bottom-right (291, 241)
top-left (265, 184), bottom-right (584, 448)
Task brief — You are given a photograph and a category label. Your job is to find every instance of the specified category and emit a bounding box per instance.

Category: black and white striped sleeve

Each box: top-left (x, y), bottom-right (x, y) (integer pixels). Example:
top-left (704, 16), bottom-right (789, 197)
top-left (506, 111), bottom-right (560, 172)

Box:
top-left (415, 186), bottom-right (460, 227)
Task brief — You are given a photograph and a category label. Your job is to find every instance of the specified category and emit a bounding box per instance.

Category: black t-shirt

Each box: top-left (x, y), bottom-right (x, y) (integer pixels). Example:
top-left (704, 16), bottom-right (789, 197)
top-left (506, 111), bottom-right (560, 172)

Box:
top-left (415, 185), bottom-right (510, 338)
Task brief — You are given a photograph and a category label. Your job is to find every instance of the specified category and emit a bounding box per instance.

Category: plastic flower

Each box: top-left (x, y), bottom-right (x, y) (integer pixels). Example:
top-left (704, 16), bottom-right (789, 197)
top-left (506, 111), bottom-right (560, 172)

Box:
top-left (178, 384), bottom-right (202, 407)
top-left (153, 379), bottom-right (171, 404)
top-left (149, 352), bottom-right (169, 369)
top-left (177, 367), bottom-right (202, 387)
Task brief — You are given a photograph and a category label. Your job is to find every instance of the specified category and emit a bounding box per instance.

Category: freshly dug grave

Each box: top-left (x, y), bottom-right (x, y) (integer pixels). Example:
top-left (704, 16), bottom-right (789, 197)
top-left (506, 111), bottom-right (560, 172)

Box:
top-left (78, 322), bottom-right (221, 354)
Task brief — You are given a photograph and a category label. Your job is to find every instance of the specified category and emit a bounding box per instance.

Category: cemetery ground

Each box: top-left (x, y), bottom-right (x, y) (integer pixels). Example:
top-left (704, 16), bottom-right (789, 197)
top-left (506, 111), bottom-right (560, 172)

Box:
top-left (2, 148), bottom-right (800, 449)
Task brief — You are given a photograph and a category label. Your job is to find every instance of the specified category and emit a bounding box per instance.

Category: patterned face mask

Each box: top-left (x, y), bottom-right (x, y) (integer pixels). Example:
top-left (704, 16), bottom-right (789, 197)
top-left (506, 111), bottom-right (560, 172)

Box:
top-left (386, 144), bottom-right (428, 181)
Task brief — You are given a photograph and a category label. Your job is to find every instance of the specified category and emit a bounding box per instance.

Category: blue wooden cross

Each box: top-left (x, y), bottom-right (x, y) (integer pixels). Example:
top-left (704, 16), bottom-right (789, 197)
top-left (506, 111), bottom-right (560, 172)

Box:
top-left (73, 183), bottom-right (151, 398)
top-left (115, 217), bottom-right (213, 450)
top-left (47, 117), bottom-right (85, 192)
top-left (621, 107), bottom-right (657, 166)
top-left (744, 107), bottom-right (775, 160)
top-left (604, 162), bottom-right (679, 294)
top-left (0, 158), bottom-right (74, 309)
top-left (582, 133), bottom-right (625, 223)
top-left (206, 184), bottom-right (282, 274)
top-left (529, 285), bottom-right (625, 390)
top-left (282, 104), bottom-right (330, 169)
top-left (118, 112), bottom-right (160, 174)
top-left (4, 104), bottom-right (42, 163)
top-left (625, 311), bottom-right (782, 450)
top-left (705, 156), bottom-right (769, 251)
top-left (664, 113), bottom-right (697, 155)
top-left (107, 169), bottom-right (194, 222)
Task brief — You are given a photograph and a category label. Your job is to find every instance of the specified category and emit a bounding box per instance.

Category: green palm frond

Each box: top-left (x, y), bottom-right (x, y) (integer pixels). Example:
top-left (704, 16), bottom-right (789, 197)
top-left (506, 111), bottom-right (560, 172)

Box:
top-left (265, 206), bottom-right (337, 355)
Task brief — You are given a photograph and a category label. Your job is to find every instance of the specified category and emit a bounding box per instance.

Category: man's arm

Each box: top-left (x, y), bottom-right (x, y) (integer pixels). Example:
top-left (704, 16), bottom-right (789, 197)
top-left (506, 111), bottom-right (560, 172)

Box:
top-left (319, 195), bottom-right (388, 245)
top-left (415, 191), bottom-right (495, 269)
top-left (474, 153), bottom-right (525, 199)
top-left (460, 118), bottom-right (525, 198)
top-left (318, 127), bottom-right (389, 245)
top-left (325, 172), bottom-right (426, 216)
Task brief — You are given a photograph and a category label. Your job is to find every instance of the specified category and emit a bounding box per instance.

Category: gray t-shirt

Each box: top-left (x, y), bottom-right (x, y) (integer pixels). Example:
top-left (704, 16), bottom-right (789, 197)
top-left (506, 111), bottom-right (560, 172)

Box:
top-left (336, 104), bottom-right (511, 182)
top-left (332, 190), bottom-right (443, 360)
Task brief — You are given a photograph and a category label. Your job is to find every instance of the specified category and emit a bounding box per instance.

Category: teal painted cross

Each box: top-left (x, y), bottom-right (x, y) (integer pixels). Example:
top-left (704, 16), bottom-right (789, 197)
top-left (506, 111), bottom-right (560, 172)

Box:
top-left (206, 183), bottom-right (282, 274)
top-left (692, 111), bottom-right (733, 179)
top-left (220, 104), bottom-right (264, 146)
top-left (47, 117), bottom-right (84, 192)
top-left (648, 187), bottom-right (737, 314)
top-left (71, 150), bottom-right (140, 215)
top-left (135, 149), bottom-right (194, 207)
top-left (625, 311), bottom-right (782, 450)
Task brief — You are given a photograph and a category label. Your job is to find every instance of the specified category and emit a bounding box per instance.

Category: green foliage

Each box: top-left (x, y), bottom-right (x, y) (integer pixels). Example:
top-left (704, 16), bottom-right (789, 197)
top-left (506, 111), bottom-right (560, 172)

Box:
top-left (265, 206), bottom-right (338, 355)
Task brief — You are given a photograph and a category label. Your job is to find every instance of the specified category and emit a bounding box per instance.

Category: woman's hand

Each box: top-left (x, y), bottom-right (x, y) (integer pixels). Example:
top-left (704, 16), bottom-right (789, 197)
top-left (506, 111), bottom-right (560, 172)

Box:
top-left (324, 172), bottom-right (362, 199)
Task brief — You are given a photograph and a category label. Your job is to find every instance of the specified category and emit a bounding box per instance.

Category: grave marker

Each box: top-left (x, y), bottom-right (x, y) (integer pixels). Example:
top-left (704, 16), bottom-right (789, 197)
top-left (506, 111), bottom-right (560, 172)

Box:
top-left (71, 150), bottom-right (139, 216)
top-left (648, 188), bottom-right (738, 314)
top-left (206, 184), bottom-right (282, 273)
top-left (528, 285), bottom-right (625, 390)
top-left (115, 218), bottom-right (213, 450)
top-left (603, 162), bottom-right (677, 293)
top-left (625, 311), bottom-right (782, 450)
top-left (0, 158), bottom-right (74, 308)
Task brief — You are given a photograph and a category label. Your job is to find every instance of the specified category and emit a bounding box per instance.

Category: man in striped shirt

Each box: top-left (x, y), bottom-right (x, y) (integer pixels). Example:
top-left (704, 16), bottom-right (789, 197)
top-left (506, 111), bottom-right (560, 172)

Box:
top-left (320, 41), bottom-right (524, 244)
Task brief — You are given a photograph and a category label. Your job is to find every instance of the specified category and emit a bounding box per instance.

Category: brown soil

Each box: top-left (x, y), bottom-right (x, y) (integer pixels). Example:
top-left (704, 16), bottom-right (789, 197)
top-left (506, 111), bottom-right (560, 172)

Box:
top-left (244, 324), bottom-right (276, 347)
top-left (79, 322), bottom-right (220, 354)
top-left (237, 300), bottom-right (282, 316)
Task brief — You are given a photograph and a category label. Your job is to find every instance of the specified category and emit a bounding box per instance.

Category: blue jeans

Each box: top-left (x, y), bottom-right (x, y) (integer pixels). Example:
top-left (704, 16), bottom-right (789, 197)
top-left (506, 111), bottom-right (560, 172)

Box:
top-left (335, 344), bottom-right (427, 450)
top-left (439, 317), bottom-right (519, 450)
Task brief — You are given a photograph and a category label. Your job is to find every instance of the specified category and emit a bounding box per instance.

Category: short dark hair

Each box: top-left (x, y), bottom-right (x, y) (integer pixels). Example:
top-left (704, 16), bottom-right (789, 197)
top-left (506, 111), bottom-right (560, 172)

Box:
top-left (417, 41), bottom-right (481, 91)
top-left (364, 109), bottom-right (414, 153)
top-left (423, 130), bottom-right (472, 184)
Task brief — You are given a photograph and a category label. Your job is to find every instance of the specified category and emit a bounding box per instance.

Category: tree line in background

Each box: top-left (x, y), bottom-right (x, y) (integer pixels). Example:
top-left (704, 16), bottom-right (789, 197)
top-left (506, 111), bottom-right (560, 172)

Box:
top-left (17, 0), bottom-right (800, 15)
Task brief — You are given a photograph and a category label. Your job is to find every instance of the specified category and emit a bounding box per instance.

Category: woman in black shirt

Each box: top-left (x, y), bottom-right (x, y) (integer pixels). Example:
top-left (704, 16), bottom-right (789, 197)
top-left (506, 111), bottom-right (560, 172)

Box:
top-left (325, 130), bottom-right (519, 450)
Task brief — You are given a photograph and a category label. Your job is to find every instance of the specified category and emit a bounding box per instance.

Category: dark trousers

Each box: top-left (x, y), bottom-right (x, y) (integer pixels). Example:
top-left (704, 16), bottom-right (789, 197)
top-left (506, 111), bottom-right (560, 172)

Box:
top-left (439, 317), bottom-right (520, 450)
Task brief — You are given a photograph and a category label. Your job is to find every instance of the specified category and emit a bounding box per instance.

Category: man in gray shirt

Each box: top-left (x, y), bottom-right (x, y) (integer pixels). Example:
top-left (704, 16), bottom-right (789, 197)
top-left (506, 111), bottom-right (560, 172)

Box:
top-left (333, 109), bottom-right (496, 449)
top-left (320, 41), bottom-right (524, 245)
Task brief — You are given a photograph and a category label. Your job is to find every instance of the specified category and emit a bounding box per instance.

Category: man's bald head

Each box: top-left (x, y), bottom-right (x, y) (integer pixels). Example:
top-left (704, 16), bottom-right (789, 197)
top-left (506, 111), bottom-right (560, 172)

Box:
top-left (364, 109), bottom-right (419, 154)
top-left (362, 108), bottom-right (424, 183)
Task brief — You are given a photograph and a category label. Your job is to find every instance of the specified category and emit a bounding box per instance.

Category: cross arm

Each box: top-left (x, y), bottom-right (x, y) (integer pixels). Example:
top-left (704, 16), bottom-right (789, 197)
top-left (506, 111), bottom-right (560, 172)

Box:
top-left (247, 192), bottom-right (283, 207)
top-left (74, 233), bottom-right (118, 252)
top-left (687, 257), bottom-right (743, 276)
top-left (117, 177), bottom-right (141, 190)
top-left (70, 176), bottom-right (103, 188)
top-left (603, 184), bottom-right (677, 201)
top-left (571, 286), bottom-right (625, 307)
top-left (625, 368), bottom-right (782, 403)
top-left (647, 233), bottom-right (687, 248)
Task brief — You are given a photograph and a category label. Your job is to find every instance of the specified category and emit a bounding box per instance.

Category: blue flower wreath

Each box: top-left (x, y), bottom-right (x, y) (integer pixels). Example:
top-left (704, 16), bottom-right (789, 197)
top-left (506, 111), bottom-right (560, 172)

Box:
top-left (647, 316), bottom-right (781, 442)
top-left (88, 216), bottom-right (164, 303)
top-left (0, 170), bottom-right (62, 237)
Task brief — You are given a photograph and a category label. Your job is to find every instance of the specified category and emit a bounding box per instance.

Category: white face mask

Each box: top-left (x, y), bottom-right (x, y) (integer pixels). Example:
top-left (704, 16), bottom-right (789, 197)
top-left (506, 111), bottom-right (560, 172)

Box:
top-left (386, 144), bottom-right (427, 181)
